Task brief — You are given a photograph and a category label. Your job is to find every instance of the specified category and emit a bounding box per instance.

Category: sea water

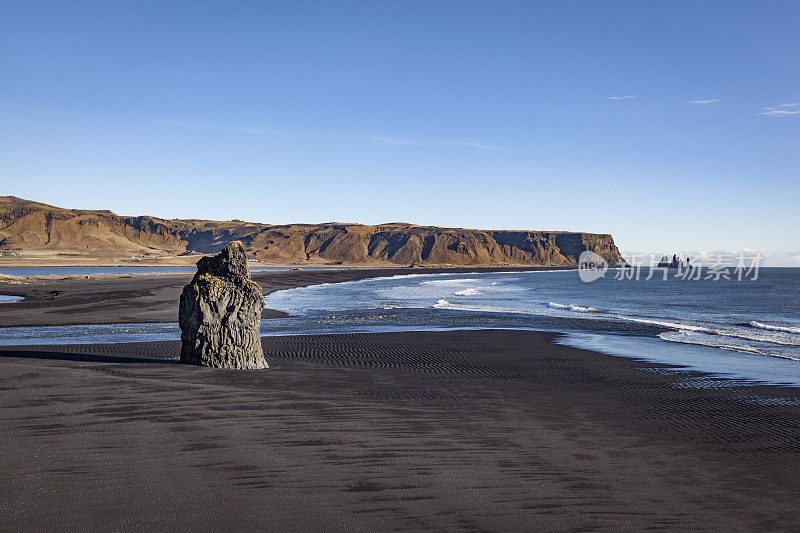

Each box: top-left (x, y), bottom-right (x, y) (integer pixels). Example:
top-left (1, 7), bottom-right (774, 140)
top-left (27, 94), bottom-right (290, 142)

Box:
top-left (264, 268), bottom-right (800, 358)
top-left (260, 267), bottom-right (800, 385)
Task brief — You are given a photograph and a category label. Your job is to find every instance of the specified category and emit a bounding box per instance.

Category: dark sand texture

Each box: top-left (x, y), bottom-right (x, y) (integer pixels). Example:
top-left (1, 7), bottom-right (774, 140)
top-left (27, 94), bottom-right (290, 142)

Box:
top-left (3, 330), bottom-right (800, 531)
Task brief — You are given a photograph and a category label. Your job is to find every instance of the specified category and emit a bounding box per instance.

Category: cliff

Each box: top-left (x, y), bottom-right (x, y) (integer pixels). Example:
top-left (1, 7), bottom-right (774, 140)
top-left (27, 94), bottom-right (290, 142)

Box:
top-left (0, 197), bottom-right (623, 267)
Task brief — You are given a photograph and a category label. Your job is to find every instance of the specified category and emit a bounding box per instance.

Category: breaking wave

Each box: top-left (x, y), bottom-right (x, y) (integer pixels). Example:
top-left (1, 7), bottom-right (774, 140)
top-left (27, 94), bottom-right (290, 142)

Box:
top-left (419, 278), bottom-right (480, 285)
top-left (749, 321), bottom-right (800, 334)
top-left (547, 302), bottom-right (600, 313)
top-left (616, 317), bottom-right (713, 333)
top-left (454, 288), bottom-right (482, 296)
top-left (659, 331), bottom-right (800, 361)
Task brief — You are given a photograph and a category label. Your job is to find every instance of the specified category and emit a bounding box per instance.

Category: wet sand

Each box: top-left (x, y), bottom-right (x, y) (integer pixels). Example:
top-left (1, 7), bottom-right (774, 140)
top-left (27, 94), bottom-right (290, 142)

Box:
top-left (3, 330), bottom-right (800, 531)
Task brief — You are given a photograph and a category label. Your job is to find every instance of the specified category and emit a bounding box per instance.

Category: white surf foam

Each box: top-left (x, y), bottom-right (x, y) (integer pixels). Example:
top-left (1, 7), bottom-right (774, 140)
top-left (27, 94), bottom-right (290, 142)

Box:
top-left (419, 278), bottom-right (480, 285)
top-left (548, 302), bottom-right (600, 313)
top-left (434, 299), bottom-right (451, 309)
top-left (454, 288), bottom-right (482, 296)
top-left (749, 321), bottom-right (800, 335)
top-left (616, 316), bottom-right (713, 332)
top-left (433, 298), bottom-right (522, 314)
top-left (658, 330), bottom-right (800, 361)
top-left (715, 328), bottom-right (800, 347)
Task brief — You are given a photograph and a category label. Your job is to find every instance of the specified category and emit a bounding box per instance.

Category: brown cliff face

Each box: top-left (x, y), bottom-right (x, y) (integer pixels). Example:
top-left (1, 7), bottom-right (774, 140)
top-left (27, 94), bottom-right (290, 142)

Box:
top-left (0, 197), bottom-right (624, 266)
top-left (242, 224), bottom-right (624, 266)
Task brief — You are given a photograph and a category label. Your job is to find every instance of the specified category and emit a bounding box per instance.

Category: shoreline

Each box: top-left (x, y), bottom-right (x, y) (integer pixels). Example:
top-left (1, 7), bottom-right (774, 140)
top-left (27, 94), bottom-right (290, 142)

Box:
top-left (0, 266), bottom-right (570, 328)
top-left (4, 266), bottom-right (799, 385)
top-left (3, 330), bottom-right (800, 530)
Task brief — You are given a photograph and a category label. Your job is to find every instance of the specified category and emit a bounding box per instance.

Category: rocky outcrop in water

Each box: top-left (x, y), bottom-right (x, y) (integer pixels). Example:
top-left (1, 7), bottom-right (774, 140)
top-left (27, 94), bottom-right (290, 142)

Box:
top-left (178, 241), bottom-right (268, 369)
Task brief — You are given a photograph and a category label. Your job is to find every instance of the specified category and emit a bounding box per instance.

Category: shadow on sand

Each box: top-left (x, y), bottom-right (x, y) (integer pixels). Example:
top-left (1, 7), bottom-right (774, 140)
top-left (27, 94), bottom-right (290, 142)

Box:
top-left (0, 349), bottom-right (177, 365)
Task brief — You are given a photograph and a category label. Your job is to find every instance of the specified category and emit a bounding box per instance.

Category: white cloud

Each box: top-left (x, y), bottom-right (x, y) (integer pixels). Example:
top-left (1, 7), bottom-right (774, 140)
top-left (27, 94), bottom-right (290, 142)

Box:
top-left (607, 95), bottom-right (636, 100)
top-left (761, 107), bottom-right (800, 116)
top-left (372, 136), bottom-right (511, 152)
top-left (761, 103), bottom-right (800, 116)
top-left (759, 250), bottom-right (800, 267)
top-left (690, 99), bottom-right (720, 104)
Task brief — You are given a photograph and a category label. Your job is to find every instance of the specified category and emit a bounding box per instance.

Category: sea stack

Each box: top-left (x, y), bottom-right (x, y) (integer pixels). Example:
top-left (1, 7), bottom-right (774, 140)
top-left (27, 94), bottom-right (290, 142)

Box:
top-left (178, 241), bottom-right (268, 369)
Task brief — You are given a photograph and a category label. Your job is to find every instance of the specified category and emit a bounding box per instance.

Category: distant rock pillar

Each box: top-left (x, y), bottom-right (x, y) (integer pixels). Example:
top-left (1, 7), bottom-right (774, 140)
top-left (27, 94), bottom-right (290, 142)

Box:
top-left (178, 241), bottom-right (268, 369)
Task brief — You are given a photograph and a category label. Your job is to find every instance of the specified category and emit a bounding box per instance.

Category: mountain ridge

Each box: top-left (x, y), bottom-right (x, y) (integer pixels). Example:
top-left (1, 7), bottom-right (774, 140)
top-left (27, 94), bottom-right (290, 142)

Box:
top-left (0, 196), bottom-right (624, 267)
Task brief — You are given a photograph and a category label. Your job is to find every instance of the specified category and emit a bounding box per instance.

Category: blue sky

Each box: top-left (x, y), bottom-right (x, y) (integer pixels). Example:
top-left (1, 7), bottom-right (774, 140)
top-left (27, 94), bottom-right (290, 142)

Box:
top-left (1, 1), bottom-right (798, 259)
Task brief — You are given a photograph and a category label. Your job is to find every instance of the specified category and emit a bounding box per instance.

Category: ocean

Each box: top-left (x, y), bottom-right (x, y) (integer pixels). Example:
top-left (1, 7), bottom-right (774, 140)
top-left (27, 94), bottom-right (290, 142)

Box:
top-left (264, 268), bottom-right (800, 355)
top-left (260, 267), bottom-right (800, 385)
top-left (2, 267), bottom-right (799, 385)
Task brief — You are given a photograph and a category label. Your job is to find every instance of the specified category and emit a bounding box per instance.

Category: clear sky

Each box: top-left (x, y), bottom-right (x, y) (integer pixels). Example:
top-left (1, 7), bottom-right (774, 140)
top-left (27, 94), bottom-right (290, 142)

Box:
top-left (1, 1), bottom-right (798, 260)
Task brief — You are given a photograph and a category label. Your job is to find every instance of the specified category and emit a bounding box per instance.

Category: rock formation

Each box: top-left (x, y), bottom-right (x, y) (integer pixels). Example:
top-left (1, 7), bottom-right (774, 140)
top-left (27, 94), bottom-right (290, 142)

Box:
top-left (178, 241), bottom-right (268, 369)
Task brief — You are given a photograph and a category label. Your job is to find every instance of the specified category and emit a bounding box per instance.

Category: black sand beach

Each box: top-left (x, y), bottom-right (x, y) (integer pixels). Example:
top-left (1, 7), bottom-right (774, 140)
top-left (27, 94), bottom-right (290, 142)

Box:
top-left (3, 271), bottom-right (800, 530)
top-left (3, 331), bottom-right (800, 531)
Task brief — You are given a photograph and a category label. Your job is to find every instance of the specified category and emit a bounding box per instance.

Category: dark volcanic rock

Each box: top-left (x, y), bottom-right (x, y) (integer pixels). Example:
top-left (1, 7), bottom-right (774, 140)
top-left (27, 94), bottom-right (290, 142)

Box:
top-left (179, 241), bottom-right (268, 369)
